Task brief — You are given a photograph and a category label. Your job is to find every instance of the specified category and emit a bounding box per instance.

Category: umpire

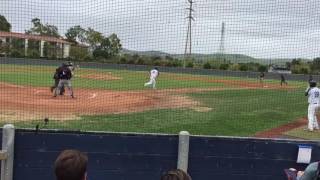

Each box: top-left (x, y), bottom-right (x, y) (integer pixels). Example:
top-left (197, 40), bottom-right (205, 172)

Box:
top-left (53, 63), bottom-right (74, 98)
top-left (50, 63), bottom-right (66, 95)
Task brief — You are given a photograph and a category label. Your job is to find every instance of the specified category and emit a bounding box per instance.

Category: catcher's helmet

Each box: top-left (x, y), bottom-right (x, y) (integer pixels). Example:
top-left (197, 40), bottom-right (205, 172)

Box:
top-left (67, 61), bottom-right (73, 66)
top-left (309, 80), bottom-right (317, 87)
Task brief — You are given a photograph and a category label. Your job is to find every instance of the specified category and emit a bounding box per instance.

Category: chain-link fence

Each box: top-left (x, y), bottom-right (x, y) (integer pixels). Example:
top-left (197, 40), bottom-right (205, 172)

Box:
top-left (0, 0), bottom-right (319, 139)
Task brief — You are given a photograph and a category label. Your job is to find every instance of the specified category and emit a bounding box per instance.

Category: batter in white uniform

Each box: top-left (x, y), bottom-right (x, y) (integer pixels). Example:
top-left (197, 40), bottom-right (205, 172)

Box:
top-left (305, 80), bottom-right (320, 131)
top-left (144, 67), bottom-right (159, 89)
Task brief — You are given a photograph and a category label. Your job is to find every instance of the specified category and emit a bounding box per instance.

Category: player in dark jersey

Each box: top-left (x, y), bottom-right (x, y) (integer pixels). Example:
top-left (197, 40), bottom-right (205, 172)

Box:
top-left (53, 64), bottom-right (74, 98)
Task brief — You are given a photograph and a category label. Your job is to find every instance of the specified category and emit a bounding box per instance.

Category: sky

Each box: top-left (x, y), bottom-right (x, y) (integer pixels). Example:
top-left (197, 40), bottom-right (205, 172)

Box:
top-left (1, 0), bottom-right (320, 59)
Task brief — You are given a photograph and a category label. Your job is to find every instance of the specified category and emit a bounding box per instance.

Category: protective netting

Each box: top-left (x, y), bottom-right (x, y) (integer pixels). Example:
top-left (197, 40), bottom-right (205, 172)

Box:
top-left (0, 0), bottom-right (319, 139)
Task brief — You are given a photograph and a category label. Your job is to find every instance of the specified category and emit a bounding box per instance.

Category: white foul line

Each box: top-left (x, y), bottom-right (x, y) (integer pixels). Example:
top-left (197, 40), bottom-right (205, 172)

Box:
top-left (88, 93), bottom-right (97, 99)
top-left (34, 90), bottom-right (43, 94)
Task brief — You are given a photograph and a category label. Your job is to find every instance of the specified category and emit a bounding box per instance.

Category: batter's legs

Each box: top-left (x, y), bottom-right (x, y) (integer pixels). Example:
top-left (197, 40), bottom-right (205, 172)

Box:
top-left (313, 105), bottom-right (319, 130)
top-left (51, 79), bottom-right (65, 95)
top-left (53, 80), bottom-right (63, 97)
top-left (144, 78), bottom-right (156, 88)
top-left (152, 79), bottom-right (156, 89)
top-left (66, 80), bottom-right (74, 98)
top-left (307, 104), bottom-right (318, 131)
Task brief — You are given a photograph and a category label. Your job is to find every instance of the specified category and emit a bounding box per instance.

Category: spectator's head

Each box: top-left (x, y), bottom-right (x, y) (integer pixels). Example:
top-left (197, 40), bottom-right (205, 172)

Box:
top-left (54, 149), bottom-right (88, 180)
top-left (161, 169), bottom-right (192, 180)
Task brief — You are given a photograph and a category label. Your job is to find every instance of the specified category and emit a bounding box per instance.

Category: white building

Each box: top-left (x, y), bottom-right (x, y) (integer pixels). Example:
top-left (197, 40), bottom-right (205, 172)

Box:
top-left (0, 31), bottom-right (71, 58)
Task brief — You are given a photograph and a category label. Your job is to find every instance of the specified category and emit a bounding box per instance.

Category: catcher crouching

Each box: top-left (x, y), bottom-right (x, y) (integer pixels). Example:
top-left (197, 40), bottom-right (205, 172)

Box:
top-left (53, 62), bottom-right (74, 98)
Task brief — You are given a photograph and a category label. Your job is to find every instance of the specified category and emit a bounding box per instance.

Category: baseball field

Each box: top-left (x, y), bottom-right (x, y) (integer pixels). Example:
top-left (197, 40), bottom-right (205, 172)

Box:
top-left (0, 63), bottom-right (315, 139)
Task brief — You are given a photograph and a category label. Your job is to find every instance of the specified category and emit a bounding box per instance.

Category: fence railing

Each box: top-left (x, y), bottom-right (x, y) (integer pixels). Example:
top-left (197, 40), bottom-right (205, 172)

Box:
top-left (0, 124), bottom-right (14, 180)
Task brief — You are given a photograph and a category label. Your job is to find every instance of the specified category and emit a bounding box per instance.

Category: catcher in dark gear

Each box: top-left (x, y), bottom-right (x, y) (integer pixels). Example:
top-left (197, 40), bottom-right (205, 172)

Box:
top-left (50, 64), bottom-right (66, 95)
top-left (53, 64), bottom-right (74, 98)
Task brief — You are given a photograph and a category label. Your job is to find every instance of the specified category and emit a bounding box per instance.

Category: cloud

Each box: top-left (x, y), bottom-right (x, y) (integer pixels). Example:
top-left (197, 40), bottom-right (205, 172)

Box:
top-left (1, 0), bottom-right (320, 58)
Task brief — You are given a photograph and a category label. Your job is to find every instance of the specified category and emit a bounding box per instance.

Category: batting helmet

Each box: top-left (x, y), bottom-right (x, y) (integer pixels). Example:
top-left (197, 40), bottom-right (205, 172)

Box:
top-left (309, 80), bottom-right (317, 87)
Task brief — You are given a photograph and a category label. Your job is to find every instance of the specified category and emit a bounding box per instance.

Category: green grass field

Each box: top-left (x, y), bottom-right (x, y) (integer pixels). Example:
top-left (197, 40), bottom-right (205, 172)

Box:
top-left (0, 63), bottom-right (313, 138)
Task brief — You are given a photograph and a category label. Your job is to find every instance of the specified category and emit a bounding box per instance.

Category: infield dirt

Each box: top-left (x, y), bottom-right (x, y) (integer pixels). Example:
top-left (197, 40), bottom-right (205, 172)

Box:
top-left (0, 78), bottom-right (297, 132)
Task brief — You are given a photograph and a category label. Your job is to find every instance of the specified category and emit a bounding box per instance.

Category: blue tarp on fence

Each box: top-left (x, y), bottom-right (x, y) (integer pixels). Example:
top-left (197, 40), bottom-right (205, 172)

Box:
top-left (1, 129), bottom-right (319, 180)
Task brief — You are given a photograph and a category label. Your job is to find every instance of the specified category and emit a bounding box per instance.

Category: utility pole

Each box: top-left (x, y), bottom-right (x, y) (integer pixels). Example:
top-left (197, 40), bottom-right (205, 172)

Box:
top-left (218, 22), bottom-right (225, 61)
top-left (184, 0), bottom-right (195, 68)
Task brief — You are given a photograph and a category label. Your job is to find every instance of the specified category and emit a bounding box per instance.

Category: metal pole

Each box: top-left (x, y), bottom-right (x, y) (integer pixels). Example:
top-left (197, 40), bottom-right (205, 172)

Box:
top-left (184, 0), bottom-right (195, 68)
top-left (177, 131), bottom-right (190, 172)
top-left (184, 24), bottom-right (190, 68)
top-left (189, 2), bottom-right (193, 57)
top-left (1, 124), bottom-right (15, 180)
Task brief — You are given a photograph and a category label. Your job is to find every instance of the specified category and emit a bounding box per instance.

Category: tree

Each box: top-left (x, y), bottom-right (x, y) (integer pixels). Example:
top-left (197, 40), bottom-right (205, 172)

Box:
top-left (219, 63), bottom-right (229, 70)
top-left (291, 58), bottom-right (302, 66)
top-left (258, 65), bottom-right (267, 72)
top-left (85, 28), bottom-right (103, 49)
top-left (151, 55), bottom-right (162, 61)
top-left (26, 18), bottom-right (60, 37)
top-left (165, 55), bottom-right (173, 61)
top-left (65, 25), bottom-right (87, 44)
top-left (69, 45), bottom-right (90, 61)
top-left (107, 33), bottom-right (122, 56)
top-left (203, 62), bottom-right (211, 69)
top-left (311, 57), bottom-right (320, 73)
top-left (239, 63), bottom-right (248, 71)
top-left (285, 62), bottom-right (291, 69)
top-left (92, 37), bottom-right (111, 59)
top-left (65, 26), bottom-right (122, 60)
top-left (92, 33), bottom-right (122, 59)
top-left (186, 61), bottom-right (194, 68)
top-left (0, 15), bottom-right (11, 32)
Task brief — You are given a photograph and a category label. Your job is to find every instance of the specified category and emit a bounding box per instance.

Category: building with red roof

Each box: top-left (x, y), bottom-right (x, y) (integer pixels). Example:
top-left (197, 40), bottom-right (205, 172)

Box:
top-left (0, 31), bottom-right (71, 58)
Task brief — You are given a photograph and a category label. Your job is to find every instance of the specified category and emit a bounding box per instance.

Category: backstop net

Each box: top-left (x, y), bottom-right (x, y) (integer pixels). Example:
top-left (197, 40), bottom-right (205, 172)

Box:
top-left (0, 0), bottom-right (318, 139)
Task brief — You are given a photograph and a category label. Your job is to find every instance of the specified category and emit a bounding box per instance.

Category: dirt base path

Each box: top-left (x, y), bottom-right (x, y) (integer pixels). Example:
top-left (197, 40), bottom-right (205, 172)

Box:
top-left (254, 118), bottom-right (307, 138)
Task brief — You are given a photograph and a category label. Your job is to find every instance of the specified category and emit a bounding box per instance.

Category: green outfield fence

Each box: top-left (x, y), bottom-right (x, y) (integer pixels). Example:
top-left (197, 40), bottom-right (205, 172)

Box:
top-left (0, 0), bottom-right (319, 140)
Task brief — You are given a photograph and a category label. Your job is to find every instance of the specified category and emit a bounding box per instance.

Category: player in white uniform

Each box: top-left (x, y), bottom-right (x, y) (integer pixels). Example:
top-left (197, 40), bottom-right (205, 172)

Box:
top-left (305, 80), bottom-right (320, 131)
top-left (144, 67), bottom-right (159, 89)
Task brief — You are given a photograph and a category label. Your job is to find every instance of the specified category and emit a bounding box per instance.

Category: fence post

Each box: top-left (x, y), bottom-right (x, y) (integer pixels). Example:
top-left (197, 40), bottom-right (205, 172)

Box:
top-left (177, 131), bottom-right (190, 172)
top-left (1, 124), bottom-right (15, 180)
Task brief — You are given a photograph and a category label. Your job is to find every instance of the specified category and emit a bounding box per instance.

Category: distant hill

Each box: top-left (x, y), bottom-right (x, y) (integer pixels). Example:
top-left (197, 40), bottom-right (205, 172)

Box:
top-left (121, 49), bottom-right (170, 57)
top-left (172, 53), bottom-right (258, 64)
top-left (260, 58), bottom-right (312, 65)
top-left (120, 49), bottom-right (311, 65)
